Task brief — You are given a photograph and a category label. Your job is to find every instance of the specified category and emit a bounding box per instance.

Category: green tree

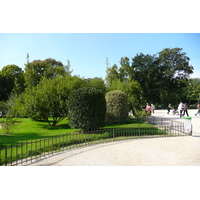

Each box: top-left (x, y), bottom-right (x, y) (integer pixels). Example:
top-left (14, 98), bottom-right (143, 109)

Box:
top-left (131, 53), bottom-right (161, 104)
top-left (0, 74), bottom-right (7, 101)
top-left (10, 76), bottom-right (85, 126)
top-left (108, 79), bottom-right (142, 113)
top-left (84, 77), bottom-right (106, 93)
top-left (105, 57), bottom-right (132, 85)
top-left (106, 54), bottom-right (161, 104)
top-left (157, 48), bottom-right (194, 104)
top-left (192, 78), bottom-right (200, 101)
top-left (24, 58), bottom-right (72, 87)
top-left (105, 48), bottom-right (194, 106)
top-left (118, 57), bottom-right (132, 81)
top-left (0, 65), bottom-right (25, 101)
top-left (105, 64), bottom-right (120, 86)
top-left (158, 48), bottom-right (193, 80)
top-left (184, 78), bottom-right (200, 105)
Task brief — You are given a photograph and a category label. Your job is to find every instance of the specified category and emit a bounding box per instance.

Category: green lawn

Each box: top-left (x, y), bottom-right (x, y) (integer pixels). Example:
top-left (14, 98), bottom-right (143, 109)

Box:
top-left (0, 118), bottom-right (78, 146)
top-left (0, 117), bottom-right (167, 165)
top-left (0, 117), bottom-right (156, 147)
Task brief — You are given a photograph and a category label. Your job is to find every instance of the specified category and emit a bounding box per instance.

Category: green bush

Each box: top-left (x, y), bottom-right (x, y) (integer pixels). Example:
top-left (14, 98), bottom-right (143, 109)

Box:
top-left (106, 90), bottom-right (129, 124)
top-left (0, 101), bottom-right (8, 116)
top-left (133, 108), bottom-right (151, 122)
top-left (68, 87), bottom-right (106, 130)
top-left (10, 76), bottom-right (85, 126)
top-left (1, 116), bottom-right (18, 135)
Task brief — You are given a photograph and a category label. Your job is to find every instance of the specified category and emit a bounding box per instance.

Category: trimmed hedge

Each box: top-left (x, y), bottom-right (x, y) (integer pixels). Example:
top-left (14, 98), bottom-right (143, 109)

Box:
top-left (106, 90), bottom-right (129, 124)
top-left (68, 87), bottom-right (106, 130)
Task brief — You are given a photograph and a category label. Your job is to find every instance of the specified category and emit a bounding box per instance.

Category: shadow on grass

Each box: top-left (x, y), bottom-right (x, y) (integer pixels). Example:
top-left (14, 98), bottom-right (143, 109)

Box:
top-left (0, 133), bottom-right (52, 147)
top-left (0, 117), bottom-right (165, 149)
top-left (38, 123), bottom-right (72, 130)
top-left (0, 131), bottom-right (76, 148)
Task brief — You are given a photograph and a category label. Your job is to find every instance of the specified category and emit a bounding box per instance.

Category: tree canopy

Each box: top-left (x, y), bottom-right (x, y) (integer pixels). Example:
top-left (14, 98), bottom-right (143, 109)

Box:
top-left (0, 47), bottom-right (197, 123)
top-left (10, 76), bottom-right (85, 126)
top-left (24, 58), bottom-right (72, 87)
top-left (0, 65), bottom-right (25, 101)
top-left (105, 48), bottom-right (194, 106)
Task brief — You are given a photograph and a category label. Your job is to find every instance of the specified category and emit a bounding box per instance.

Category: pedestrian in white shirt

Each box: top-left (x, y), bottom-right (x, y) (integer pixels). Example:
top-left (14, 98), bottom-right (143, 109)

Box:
top-left (178, 101), bottom-right (184, 118)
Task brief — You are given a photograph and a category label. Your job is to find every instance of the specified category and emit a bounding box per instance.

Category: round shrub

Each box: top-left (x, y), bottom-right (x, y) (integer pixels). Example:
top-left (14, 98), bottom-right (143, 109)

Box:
top-left (68, 87), bottom-right (106, 130)
top-left (106, 90), bottom-right (129, 124)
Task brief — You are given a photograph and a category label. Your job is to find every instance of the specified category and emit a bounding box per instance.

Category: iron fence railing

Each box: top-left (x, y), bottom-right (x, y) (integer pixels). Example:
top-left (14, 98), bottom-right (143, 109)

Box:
top-left (146, 116), bottom-right (191, 135)
top-left (0, 121), bottom-right (187, 166)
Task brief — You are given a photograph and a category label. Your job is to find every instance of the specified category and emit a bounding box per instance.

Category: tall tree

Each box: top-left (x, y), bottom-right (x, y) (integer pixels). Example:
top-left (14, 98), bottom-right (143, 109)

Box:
top-left (184, 78), bottom-right (200, 105)
top-left (108, 79), bottom-right (142, 112)
top-left (158, 48), bottom-right (193, 80)
top-left (0, 65), bottom-right (25, 100)
top-left (105, 57), bottom-right (132, 85)
top-left (106, 54), bottom-right (160, 105)
top-left (10, 75), bottom-right (85, 126)
top-left (157, 48), bottom-right (194, 104)
top-left (0, 74), bottom-right (7, 101)
top-left (105, 64), bottom-right (120, 86)
top-left (118, 57), bottom-right (131, 81)
top-left (131, 53), bottom-right (161, 104)
top-left (105, 48), bottom-right (194, 106)
top-left (84, 77), bottom-right (106, 93)
top-left (24, 58), bottom-right (72, 87)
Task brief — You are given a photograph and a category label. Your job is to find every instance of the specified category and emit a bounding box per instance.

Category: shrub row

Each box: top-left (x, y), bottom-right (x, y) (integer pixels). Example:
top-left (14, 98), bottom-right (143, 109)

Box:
top-left (68, 88), bottom-right (129, 131)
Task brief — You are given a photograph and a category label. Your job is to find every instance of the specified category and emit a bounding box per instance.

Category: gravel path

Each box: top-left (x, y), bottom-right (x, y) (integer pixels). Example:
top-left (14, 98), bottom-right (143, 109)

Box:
top-left (28, 109), bottom-right (200, 166)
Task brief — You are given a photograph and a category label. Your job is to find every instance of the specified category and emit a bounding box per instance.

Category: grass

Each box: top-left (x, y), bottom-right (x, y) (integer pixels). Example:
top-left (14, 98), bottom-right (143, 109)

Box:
top-left (0, 117), bottom-right (167, 165)
top-left (0, 118), bottom-right (78, 147)
top-left (0, 118), bottom-right (160, 145)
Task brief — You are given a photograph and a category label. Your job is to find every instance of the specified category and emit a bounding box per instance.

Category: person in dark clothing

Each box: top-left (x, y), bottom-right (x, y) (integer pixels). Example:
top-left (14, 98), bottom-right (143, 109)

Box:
top-left (183, 103), bottom-right (189, 117)
top-left (167, 103), bottom-right (172, 114)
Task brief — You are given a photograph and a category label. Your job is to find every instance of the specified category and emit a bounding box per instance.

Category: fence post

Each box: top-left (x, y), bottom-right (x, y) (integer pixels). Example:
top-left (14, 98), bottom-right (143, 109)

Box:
top-left (52, 138), bottom-right (54, 155)
top-left (139, 123), bottom-right (140, 137)
top-left (26, 140), bottom-right (28, 165)
top-left (5, 147), bottom-right (7, 166)
top-left (0, 148), bottom-right (1, 166)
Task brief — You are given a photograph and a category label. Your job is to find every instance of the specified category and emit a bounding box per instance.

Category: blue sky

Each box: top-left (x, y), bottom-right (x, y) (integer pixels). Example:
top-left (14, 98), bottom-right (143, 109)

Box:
top-left (0, 33), bottom-right (200, 79)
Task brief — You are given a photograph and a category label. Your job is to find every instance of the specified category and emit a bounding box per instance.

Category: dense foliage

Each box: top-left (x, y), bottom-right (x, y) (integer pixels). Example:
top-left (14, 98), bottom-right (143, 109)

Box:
top-left (0, 47), bottom-right (198, 124)
top-left (107, 79), bottom-right (142, 113)
top-left (24, 58), bottom-right (72, 87)
top-left (68, 87), bottom-right (106, 130)
top-left (10, 76), bottom-right (85, 126)
top-left (106, 48), bottom-right (194, 106)
top-left (0, 65), bottom-right (25, 101)
top-left (105, 90), bottom-right (129, 124)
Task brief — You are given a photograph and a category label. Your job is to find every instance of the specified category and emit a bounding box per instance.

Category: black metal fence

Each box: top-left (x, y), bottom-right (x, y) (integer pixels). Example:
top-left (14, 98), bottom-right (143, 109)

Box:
top-left (0, 121), bottom-right (187, 166)
top-left (146, 116), bottom-right (191, 134)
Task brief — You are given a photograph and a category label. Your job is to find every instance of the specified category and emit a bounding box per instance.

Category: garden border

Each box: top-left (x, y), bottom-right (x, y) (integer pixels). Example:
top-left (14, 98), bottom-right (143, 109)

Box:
top-left (0, 118), bottom-right (188, 166)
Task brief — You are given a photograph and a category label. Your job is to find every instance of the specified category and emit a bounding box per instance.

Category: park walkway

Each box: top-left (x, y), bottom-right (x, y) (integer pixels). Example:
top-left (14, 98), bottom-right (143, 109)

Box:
top-left (149, 109), bottom-right (200, 136)
top-left (28, 109), bottom-right (200, 166)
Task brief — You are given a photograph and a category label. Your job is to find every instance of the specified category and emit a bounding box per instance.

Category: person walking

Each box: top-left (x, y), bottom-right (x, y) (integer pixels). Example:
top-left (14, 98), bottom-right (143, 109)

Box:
top-left (183, 103), bottom-right (189, 117)
top-left (195, 102), bottom-right (200, 116)
top-left (167, 103), bottom-right (172, 114)
top-left (145, 103), bottom-right (151, 114)
top-left (151, 104), bottom-right (155, 114)
top-left (178, 101), bottom-right (184, 118)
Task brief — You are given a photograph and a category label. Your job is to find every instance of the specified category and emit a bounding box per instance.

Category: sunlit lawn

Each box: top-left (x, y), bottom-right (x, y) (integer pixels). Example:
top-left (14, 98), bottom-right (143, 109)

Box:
top-left (0, 118), bottom-right (78, 146)
top-left (0, 117), bottom-right (150, 147)
top-left (0, 117), bottom-right (167, 165)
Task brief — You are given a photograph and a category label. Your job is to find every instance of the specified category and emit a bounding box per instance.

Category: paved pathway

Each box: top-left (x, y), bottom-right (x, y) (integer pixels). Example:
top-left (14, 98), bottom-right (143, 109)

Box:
top-left (149, 109), bottom-right (200, 136)
top-left (28, 109), bottom-right (200, 166)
